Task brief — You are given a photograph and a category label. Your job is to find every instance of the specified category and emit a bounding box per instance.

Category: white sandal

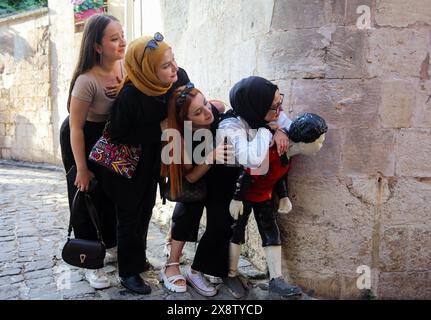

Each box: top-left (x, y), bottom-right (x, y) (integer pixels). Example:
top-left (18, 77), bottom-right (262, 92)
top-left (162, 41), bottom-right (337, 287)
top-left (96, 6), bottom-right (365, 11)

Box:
top-left (160, 262), bottom-right (187, 293)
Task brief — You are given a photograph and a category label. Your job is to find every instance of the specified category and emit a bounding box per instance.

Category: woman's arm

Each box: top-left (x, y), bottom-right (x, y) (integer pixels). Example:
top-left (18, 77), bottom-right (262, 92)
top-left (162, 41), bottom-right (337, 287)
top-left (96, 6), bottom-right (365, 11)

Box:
top-left (69, 96), bottom-right (94, 192)
top-left (184, 164), bottom-right (211, 183)
top-left (183, 143), bottom-right (234, 183)
top-left (218, 117), bottom-right (272, 169)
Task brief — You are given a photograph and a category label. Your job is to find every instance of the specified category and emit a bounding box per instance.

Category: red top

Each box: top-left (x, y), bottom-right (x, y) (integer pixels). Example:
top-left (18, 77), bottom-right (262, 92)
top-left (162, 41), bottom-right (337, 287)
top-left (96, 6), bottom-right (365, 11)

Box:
top-left (244, 145), bottom-right (290, 202)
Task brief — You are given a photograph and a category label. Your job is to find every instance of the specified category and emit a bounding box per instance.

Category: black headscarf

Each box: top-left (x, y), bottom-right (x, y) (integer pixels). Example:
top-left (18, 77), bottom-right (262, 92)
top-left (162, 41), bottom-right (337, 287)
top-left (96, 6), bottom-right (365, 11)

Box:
top-left (229, 76), bottom-right (278, 129)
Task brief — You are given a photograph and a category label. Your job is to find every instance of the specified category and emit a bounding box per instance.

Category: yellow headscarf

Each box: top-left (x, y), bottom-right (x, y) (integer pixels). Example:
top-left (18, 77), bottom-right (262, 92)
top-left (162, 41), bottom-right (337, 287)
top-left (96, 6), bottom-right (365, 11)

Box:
top-left (117, 35), bottom-right (173, 97)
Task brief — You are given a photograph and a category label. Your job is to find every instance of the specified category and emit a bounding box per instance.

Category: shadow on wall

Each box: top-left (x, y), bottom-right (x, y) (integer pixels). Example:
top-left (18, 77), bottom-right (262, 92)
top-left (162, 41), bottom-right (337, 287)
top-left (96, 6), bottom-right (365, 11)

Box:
top-left (0, 29), bottom-right (34, 61)
top-left (12, 115), bottom-right (35, 162)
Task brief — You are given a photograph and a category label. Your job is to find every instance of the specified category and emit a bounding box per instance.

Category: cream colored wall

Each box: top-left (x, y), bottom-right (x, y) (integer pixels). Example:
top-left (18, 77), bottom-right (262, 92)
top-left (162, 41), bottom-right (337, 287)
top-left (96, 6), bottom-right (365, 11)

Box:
top-left (0, 8), bottom-right (54, 163)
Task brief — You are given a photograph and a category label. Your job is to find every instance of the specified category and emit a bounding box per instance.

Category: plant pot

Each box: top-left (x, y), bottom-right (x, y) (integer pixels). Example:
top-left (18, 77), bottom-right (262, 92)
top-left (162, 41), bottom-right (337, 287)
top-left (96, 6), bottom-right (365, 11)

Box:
top-left (74, 7), bottom-right (104, 21)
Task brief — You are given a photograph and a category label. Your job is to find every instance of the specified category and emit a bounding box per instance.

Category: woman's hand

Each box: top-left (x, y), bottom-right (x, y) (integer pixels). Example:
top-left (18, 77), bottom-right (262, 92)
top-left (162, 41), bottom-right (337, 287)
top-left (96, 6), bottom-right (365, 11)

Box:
top-left (272, 129), bottom-right (289, 156)
top-left (74, 168), bottom-right (95, 192)
top-left (104, 76), bottom-right (122, 98)
top-left (206, 143), bottom-right (235, 164)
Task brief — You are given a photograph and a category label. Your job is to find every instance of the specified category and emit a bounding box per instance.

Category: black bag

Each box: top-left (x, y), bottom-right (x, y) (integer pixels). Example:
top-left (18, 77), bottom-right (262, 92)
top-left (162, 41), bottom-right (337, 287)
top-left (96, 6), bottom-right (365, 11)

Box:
top-left (164, 177), bottom-right (207, 203)
top-left (62, 189), bottom-right (106, 269)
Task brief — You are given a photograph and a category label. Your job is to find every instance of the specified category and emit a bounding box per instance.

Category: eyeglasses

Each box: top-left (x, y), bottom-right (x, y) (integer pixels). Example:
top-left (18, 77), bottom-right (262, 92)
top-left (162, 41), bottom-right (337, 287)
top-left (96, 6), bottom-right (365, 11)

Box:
top-left (268, 93), bottom-right (284, 115)
top-left (176, 82), bottom-right (195, 108)
top-left (143, 32), bottom-right (164, 56)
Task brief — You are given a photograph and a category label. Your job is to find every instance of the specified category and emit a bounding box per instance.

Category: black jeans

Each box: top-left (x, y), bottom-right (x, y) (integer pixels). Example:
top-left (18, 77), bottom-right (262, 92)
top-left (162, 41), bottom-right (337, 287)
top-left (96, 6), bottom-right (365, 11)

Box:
top-left (59, 116), bottom-right (117, 249)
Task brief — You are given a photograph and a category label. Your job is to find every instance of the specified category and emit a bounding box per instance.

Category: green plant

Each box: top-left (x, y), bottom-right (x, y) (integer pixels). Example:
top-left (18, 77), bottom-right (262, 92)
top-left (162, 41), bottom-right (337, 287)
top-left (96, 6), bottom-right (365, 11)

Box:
top-left (72, 0), bottom-right (104, 13)
top-left (0, 0), bottom-right (47, 17)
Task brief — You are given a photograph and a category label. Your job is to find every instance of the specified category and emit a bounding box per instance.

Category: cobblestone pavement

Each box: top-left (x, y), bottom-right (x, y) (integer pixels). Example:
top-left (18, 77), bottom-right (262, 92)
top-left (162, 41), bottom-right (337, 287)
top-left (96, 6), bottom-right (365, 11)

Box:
top-left (0, 160), bottom-right (294, 300)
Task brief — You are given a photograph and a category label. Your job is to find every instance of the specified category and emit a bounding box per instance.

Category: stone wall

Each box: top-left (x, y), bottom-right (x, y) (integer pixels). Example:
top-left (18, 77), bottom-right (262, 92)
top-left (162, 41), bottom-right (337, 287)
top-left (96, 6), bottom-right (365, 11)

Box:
top-left (0, 8), bottom-right (53, 163)
top-left (1, 0), bottom-right (429, 299)
top-left (160, 0), bottom-right (431, 299)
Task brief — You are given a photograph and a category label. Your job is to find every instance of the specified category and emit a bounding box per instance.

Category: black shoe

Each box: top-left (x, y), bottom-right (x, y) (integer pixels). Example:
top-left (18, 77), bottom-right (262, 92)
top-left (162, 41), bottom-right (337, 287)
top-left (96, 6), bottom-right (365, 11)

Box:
top-left (269, 277), bottom-right (302, 298)
top-left (120, 274), bottom-right (151, 294)
top-left (222, 276), bottom-right (249, 299)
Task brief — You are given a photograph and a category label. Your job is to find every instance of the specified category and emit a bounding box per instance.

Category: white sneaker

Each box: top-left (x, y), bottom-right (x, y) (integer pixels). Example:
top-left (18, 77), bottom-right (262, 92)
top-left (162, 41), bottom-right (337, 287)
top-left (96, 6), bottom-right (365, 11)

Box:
top-left (104, 247), bottom-right (117, 264)
top-left (185, 268), bottom-right (217, 297)
top-left (84, 269), bottom-right (111, 289)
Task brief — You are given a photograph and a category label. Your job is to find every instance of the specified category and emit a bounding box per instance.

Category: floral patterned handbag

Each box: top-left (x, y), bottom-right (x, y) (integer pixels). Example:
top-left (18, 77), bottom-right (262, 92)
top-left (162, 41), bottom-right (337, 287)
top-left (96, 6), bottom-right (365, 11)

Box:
top-left (89, 126), bottom-right (141, 179)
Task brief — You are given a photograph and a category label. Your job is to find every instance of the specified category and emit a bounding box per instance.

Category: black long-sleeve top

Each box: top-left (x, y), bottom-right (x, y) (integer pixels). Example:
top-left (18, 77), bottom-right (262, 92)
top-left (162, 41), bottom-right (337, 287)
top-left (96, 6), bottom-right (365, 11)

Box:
top-left (108, 67), bottom-right (189, 145)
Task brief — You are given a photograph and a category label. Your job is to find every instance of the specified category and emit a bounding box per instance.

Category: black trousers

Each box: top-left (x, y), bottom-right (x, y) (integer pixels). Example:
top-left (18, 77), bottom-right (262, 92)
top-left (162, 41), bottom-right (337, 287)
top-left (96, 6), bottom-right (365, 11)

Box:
top-left (171, 201), bottom-right (205, 242)
top-left (101, 145), bottom-right (159, 278)
top-left (231, 199), bottom-right (282, 247)
top-left (59, 116), bottom-right (117, 249)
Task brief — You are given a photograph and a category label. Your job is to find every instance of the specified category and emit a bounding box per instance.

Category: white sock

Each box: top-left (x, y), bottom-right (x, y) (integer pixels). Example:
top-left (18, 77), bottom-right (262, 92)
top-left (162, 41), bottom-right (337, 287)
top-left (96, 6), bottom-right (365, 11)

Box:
top-left (264, 246), bottom-right (282, 280)
top-left (228, 243), bottom-right (241, 277)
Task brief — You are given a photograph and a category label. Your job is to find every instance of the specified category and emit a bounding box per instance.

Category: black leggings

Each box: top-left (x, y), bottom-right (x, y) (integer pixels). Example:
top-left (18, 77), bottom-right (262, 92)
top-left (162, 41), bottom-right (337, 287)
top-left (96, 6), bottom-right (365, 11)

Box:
top-left (59, 116), bottom-right (117, 249)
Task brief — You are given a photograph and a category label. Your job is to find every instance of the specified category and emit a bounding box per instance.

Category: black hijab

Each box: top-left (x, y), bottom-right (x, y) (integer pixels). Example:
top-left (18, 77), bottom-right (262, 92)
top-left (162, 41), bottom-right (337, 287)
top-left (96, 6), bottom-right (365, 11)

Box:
top-left (229, 76), bottom-right (278, 129)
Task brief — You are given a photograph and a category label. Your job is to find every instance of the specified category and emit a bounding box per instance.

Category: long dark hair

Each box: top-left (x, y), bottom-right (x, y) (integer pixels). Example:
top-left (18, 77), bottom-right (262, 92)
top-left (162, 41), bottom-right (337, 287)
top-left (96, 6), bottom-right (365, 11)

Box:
top-left (67, 14), bottom-right (119, 112)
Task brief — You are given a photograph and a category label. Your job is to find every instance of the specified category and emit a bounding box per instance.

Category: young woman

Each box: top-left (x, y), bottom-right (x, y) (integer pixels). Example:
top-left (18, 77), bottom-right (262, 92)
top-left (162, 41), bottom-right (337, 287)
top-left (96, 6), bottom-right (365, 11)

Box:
top-left (59, 14), bottom-right (126, 289)
top-left (101, 33), bottom-right (190, 294)
top-left (160, 84), bottom-right (238, 297)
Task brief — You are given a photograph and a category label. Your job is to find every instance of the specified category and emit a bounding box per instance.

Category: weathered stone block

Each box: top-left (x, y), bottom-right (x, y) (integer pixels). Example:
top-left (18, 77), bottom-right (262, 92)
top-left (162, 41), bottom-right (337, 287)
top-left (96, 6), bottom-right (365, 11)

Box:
top-left (289, 128), bottom-right (341, 177)
top-left (412, 81), bottom-right (431, 128)
top-left (240, 0), bottom-right (273, 39)
top-left (378, 271), bottom-right (431, 299)
top-left (342, 129), bottom-right (396, 176)
top-left (376, 0), bottom-right (431, 27)
top-left (409, 228), bottom-right (431, 271)
top-left (379, 80), bottom-right (415, 128)
top-left (290, 79), bottom-right (381, 129)
top-left (1, 148), bottom-right (11, 159)
top-left (230, 39), bottom-right (257, 86)
top-left (326, 27), bottom-right (368, 79)
top-left (379, 227), bottom-right (409, 272)
top-left (345, 175), bottom-right (391, 206)
top-left (272, 0), bottom-right (324, 30)
top-left (395, 129), bottom-right (431, 177)
top-left (0, 136), bottom-right (12, 148)
top-left (367, 28), bottom-right (430, 78)
top-left (381, 177), bottom-right (431, 227)
top-left (257, 29), bottom-right (326, 80)
top-left (279, 177), bottom-right (374, 285)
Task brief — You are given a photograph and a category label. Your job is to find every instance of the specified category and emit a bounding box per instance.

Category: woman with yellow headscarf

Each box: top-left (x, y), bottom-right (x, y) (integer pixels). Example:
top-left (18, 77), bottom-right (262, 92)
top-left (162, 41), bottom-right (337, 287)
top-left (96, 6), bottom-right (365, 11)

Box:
top-left (102, 33), bottom-right (190, 294)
